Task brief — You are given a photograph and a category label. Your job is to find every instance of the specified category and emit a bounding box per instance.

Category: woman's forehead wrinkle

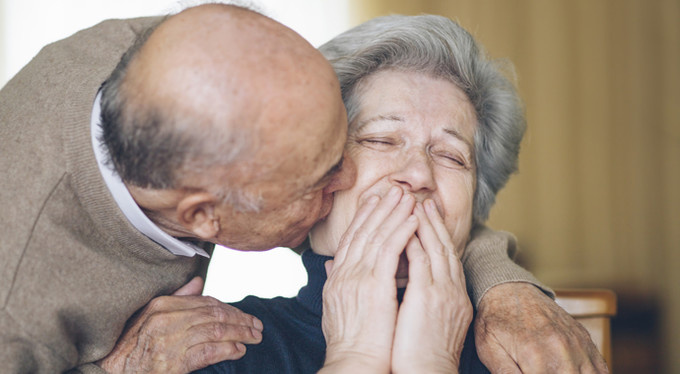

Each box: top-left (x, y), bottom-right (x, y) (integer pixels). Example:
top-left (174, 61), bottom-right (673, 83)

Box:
top-left (355, 114), bottom-right (405, 132)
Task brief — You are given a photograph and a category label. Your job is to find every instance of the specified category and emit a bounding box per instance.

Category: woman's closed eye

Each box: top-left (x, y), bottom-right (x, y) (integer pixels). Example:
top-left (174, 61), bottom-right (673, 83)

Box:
top-left (429, 145), bottom-right (470, 169)
top-left (359, 137), bottom-right (398, 147)
top-left (439, 153), bottom-right (466, 167)
top-left (434, 152), bottom-right (470, 169)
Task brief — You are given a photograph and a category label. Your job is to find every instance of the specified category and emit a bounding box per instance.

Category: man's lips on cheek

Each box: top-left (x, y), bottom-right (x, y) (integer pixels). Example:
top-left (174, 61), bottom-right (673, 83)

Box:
top-left (319, 194), bottom-right (334, 220)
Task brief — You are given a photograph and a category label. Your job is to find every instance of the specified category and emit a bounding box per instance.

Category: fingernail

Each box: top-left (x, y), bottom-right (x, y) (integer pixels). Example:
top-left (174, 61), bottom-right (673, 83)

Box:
top-left (251, 328), bottom-right (262, 339)
top-left (253, 318), bottom-right (263, 331)
top-left (236, 343), bottom-right (246, 352)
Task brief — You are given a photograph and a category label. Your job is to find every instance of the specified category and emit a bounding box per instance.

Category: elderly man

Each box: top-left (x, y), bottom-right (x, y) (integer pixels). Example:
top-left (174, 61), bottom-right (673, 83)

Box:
top-left (1, 4), bottom-right (352, 373)
top-left (0, 4), bottom-right (602, 374)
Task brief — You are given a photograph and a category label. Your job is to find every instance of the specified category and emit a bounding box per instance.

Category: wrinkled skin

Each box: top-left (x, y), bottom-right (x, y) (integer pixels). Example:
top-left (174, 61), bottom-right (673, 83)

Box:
top-left (97, 277), bottom-right (263, 374)
top-left (319, 189), bottom-right (472, 373)
top-left (475, 282), bottom-right (609, 374)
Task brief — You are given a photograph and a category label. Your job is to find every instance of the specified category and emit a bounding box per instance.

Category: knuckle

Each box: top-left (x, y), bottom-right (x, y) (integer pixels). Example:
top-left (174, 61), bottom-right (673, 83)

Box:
top-left (146, 296), bottom-right (170, 311)
top-left (202, 295), bottom-right (221, 305)
top-left (208, 323), bottom-right (229, 341)
top-left (205, 322), bottom-right (227, 340)
top-left (143, 311), bottom-right (170, 332)
top-left (206, 305), bottom-right (229, 320)
top-left (203, 321), bottom-right (252, 342)
top-left (206, 304), bottom-right (248, 324)
top-left (338, 233), bottom-right (353, 249)
top-left (353, 226), bottom-right (371, 242)
top-left (432, 243), bottom-right (446, 255)
top-left (367, 230), bottom-right (387, 246)
top-left (542, 332), bottom-right (573, 355)
top-left (190, 344), bottom-right (219, 368)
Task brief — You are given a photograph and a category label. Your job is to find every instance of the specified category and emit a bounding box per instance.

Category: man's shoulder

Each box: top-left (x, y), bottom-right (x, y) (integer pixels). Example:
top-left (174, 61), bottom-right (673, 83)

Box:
top-left (39, 15), bottom-right (164, 65)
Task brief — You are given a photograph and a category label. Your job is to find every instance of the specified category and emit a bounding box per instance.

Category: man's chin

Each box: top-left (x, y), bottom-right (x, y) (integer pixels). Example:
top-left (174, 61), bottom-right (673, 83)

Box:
top-left (285, 230), bottom-right (311, 249)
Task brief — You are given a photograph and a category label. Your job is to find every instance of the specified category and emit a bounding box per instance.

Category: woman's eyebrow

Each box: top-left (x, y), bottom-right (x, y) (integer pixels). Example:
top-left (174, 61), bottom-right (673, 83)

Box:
top-left (443, 127), bottom-right (473, 150)
top-left (355, 114), bottom-right (404, 131)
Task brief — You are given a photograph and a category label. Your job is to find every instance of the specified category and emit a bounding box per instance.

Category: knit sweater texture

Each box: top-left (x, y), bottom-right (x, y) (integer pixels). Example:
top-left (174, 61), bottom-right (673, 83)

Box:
top-left (0, 17), bottom-right (210, 374)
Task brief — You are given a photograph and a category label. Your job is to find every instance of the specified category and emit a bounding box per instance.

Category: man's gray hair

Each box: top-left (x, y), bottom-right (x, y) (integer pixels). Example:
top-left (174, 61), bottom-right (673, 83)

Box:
top-left (98, 11), bottom-right (262, 212)
top-left (319, 14), bottom-right (526, 223)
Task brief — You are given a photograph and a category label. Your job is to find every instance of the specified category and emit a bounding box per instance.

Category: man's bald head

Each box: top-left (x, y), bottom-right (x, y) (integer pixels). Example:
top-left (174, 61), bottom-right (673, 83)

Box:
top-left (123, 4), bottom-right (327, 139)
top-left (100, 4), bottom-right (341, 209)
top-left (99, 4), bottom-right (354, 250)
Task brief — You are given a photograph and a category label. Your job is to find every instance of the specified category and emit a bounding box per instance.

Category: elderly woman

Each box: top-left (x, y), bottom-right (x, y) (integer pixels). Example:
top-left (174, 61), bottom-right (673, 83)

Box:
top-left (312, 13), bottom-right (518, 373)
top-left (198, 14), bottom-right (605, 374)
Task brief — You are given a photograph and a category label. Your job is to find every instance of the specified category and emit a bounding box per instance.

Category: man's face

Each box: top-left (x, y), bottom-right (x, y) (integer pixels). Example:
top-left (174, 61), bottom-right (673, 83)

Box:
top-left (213, 79), bottom-right (356, 251)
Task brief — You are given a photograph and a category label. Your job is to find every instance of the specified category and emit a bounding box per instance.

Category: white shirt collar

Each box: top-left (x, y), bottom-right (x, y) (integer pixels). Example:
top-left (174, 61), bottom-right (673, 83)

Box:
top-left (91, 92), bottom-right (210, 258)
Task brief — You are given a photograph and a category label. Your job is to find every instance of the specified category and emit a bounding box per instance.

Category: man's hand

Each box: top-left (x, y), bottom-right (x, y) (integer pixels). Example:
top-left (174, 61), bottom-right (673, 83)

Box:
top-left (474, 282), bottom-right (609, 373)
top-left (97, 277), bottom-right (263, 374)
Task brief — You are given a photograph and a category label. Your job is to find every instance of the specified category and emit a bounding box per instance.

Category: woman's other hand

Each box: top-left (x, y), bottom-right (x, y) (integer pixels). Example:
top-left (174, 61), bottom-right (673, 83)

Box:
top-left (320, 186), bottom-right (417, 374)
top-left (392, 200), bottom-right (472, 374)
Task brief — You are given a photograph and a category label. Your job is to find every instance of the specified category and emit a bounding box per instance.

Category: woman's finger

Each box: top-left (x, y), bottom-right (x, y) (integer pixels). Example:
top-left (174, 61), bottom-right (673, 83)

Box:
top-left (404, 235), bottom-right (432, 287)
top-left (337, 186), bottom-right (403, 267)
top-left (423, 199), bottom-right (465, 282)
top-left (372, 214), bottom-right (419, 280)
top-left (333, 194), bottom-right (380, 268)
top-left (413, 202), bottom-right (453, 282)
top-left (360, 192), bottom-right (416, 267)
top-left (424, 199), bottom-right (459, 256)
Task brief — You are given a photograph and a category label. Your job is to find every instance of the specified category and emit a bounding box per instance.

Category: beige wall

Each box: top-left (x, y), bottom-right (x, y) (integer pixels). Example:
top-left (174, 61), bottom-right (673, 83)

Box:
top-left (350, 0), bottom-right (679, 372)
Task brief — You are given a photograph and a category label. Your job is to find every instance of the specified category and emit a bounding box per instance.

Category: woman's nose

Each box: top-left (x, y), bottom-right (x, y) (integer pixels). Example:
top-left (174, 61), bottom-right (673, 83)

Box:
top-left (390, 151), bottom-right (436, 193)
top-left (323, 152), bottom-right (357, 195)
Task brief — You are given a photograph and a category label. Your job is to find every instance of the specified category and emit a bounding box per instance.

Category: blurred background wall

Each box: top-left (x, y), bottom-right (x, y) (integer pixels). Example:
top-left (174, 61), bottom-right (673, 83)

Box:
top-left (346, 0), bottom-right (679, 372)
top-left (2, 0), bottom-right (677, 372)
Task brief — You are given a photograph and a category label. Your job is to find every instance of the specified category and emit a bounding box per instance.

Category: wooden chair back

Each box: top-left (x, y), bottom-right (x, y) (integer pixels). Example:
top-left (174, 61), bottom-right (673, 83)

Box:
top-left (554, 289), bottom-right (617, 370)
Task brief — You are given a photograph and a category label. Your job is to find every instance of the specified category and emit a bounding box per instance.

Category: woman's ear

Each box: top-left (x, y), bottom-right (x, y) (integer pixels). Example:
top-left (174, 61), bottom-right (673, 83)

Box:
top-left (176, 192), bottom-right (220, 240)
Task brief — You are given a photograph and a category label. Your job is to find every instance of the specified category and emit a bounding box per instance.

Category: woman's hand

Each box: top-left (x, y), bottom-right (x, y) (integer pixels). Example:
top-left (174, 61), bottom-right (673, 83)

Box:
top-left (392, 200), bottom-right (473, 374)
top-left (320, 186), bottom-right (417, 374)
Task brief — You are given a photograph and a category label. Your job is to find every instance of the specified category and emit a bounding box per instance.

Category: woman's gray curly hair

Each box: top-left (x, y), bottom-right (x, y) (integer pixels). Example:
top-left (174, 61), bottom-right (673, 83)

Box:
top-left (319, 14), bottom-right (526, 223)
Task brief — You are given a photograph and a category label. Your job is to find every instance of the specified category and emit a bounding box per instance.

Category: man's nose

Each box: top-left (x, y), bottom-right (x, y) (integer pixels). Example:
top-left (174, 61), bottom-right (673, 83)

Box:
top-left (323, 152), bottom-right (357, 194)
top-left (390, 150), bottom-right (436, 193)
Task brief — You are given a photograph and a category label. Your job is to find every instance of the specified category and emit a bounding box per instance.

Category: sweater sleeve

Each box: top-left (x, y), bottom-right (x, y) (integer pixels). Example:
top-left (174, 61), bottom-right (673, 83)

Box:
top-left (462, 225), bottom-right (555, 307)
top-left (0, 310), bottom-right (73, 374)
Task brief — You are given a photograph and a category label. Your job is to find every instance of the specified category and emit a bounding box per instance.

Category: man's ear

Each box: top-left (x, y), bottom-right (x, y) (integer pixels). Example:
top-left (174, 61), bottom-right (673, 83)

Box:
top-left (176, 192), bottom-right (220, 240)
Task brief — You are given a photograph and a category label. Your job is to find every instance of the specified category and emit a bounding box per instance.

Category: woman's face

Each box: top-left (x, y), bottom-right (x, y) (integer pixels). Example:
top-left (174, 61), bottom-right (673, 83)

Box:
top-left (310, 69), bottom-right (477, 264)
